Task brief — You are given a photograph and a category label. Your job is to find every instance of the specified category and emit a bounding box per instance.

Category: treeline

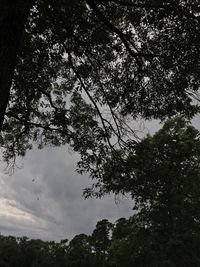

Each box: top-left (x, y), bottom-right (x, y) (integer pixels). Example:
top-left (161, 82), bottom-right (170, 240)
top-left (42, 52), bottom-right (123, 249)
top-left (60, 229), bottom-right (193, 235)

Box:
top-left (0, 218), bottom-right (133, 267)
top-left (1, 213), bottom-right (200, 267)
top-left (0, 217), bottom-right (171, 267)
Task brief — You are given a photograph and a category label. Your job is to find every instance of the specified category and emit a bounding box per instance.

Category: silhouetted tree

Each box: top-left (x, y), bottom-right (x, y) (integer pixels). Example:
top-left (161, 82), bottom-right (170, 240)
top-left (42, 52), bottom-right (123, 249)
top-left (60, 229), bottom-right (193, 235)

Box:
top-left (106, 118), bottom-right (200, 266)
top-left (0, 0), bottom-right (33, 130)
top-left (0, 1), bottom-right (199, 184)
top-left (90, 219), bottom-right (113, 267)
top-left (66, 234), bottom-right (93, 267)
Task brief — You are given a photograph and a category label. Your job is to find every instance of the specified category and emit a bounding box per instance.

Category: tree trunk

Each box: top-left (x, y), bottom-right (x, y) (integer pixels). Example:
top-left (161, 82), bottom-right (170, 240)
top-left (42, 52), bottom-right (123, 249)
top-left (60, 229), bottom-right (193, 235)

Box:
top-left (0, 0), bottom-right (34, 131)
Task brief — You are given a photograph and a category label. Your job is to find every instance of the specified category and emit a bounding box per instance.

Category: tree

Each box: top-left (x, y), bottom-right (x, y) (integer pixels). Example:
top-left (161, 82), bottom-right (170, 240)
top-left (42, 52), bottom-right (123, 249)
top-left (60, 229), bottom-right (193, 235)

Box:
top-left (0, 235), bottom-right (21, 267)
top-left (0, 235), bottom-right (70, 267)
top-left (0, 0), bottom-right (200, 176)
top-left (105, 118), bottom-right (200, 266)
top-left (0, 0), bottom-right (34, 130)
top-left (133, 118), bottom-right (200, 266)
top-left (90, 219), bottom-right (113, 267)
top-left (108, 218), bottom-right (136, 267)
top-left (66, 234), bottom-right (93, 267)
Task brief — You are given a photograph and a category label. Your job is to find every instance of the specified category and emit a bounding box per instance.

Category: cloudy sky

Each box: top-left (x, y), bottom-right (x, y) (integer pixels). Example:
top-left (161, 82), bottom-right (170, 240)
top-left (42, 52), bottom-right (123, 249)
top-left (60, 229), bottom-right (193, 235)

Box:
top-left (0, 117), bottom-right (199, 241)
top-left (0, 142), bottom-right (134, 241)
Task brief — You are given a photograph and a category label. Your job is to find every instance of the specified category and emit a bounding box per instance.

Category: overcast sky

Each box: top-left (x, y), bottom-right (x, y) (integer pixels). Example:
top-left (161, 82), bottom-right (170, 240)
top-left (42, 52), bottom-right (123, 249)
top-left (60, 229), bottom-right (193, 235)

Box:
top-left (0, 117), bottom-right (199, 241)
top-left (0, 143), bottom-right (135, 242)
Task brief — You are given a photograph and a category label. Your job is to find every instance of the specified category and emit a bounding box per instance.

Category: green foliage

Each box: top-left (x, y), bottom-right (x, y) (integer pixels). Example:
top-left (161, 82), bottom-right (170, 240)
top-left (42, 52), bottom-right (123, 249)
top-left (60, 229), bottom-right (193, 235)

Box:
top-left (0, 235), bottom-right (69, 267)
top-left (90, 219), bottom-right (113, 267)
top-left (1, 0), bottom-right (200, 176)
top-left (103, 118), bottom-right (200, 266)
top-left (66, 234), bottom-right (94, 267)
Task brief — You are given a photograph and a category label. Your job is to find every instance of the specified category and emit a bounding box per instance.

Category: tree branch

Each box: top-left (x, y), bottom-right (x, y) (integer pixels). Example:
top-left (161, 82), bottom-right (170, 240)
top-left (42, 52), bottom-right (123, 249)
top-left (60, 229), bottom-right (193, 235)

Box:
top-left (5, 111), bottom-right (71, 136)
top-left (86, 0), bottom-right (162, 59)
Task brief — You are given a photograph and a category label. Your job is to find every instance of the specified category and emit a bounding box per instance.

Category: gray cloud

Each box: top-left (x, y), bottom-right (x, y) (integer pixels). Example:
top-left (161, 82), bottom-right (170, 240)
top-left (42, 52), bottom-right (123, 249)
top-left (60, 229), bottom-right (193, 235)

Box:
top-left (0, 145), bottom-right (133, 241)
top-left (1, 0), bottom-right (196, 245)
top-left (1, 117), bottom-right (194, 241)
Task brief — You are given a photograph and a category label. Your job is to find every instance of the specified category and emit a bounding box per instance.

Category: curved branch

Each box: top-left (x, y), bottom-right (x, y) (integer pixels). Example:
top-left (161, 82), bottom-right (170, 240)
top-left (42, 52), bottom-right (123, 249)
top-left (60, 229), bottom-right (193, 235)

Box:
top-left (66, 51), bottom-right (115, 151)
top-left (86, 0), bottom-right (162, 59)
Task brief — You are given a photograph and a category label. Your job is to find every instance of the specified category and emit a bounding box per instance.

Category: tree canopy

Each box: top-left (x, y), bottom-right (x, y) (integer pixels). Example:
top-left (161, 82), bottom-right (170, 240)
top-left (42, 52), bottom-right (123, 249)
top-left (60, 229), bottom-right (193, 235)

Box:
top-left (0, 0), bottom-right (200, 179)
top-left (114, 118), bottom-right (200, 266)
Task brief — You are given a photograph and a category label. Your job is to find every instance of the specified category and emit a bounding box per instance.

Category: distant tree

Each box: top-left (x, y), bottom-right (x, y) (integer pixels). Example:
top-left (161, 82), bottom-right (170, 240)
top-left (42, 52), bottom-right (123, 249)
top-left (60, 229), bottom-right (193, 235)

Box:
top-left (47, 240), bottom-right (68, 267)
top-left (0, 235), bottom-right (70, 267)
top-left (108, 218), bottom-right (135, 267)
top-left (0, 235), bottom-right (20, 267)
top-left (90, 219), bottom-right (113, 267)
top-left (18, 237), bottom-right (57, 267)
top-left (66, 234), bottom-right (93, 267)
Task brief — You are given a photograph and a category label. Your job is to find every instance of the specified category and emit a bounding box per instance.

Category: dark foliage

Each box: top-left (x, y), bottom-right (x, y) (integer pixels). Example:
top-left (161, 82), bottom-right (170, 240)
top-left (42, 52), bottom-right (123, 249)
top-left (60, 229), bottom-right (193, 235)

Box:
top-left (0, 1), bottom-right (199, 180)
